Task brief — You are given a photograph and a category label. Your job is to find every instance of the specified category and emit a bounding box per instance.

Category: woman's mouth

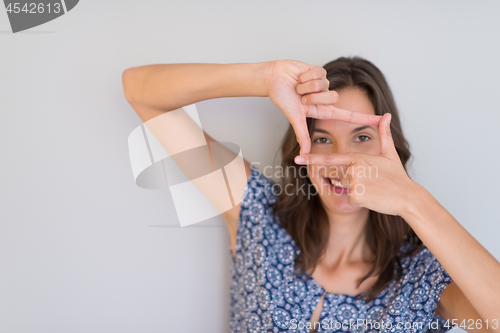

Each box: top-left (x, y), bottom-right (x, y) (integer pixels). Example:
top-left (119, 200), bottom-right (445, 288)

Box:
top-left (324, 177), bottom-right (349, 195)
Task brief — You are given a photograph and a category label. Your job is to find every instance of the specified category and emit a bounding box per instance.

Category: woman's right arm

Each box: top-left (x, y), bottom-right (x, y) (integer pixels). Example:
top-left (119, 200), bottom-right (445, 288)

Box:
top-left (121, 62), bottom-right (273, 256)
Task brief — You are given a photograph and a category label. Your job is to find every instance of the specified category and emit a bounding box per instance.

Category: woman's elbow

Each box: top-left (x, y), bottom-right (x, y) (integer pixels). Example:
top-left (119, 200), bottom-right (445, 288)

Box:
top-left (122, 67), bottom-right (141, 104)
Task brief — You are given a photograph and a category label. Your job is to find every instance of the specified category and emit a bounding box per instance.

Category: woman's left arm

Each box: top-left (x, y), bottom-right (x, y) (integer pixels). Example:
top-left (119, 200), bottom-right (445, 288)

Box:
top-left (294, 113), bottom-right (500, 332)
top-left (403, 176), bottom-right (500, 331)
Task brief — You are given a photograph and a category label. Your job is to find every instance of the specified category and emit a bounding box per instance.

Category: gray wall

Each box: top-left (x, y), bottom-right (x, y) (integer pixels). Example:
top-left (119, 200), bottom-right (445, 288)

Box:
top-left (1, 1), bottom-right (498, 332)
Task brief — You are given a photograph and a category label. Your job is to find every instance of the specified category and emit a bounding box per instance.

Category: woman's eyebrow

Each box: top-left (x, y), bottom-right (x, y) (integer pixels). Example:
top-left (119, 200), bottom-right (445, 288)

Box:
top-left (313, 125), bottom-right (375, 135)
top-left (313, 128), bottom-right (331, 135)
top-left (351, 125), bottom-right (375, 134)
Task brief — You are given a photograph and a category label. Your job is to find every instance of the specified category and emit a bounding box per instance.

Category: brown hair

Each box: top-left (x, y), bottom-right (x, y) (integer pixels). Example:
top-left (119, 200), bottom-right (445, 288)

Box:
top-left (271, 56), bottom-right (424, 303)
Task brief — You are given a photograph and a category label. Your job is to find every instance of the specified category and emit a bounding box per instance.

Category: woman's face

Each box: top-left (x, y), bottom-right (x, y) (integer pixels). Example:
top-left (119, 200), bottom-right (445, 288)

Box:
top-left (307, 88), bottom-right (381, 214)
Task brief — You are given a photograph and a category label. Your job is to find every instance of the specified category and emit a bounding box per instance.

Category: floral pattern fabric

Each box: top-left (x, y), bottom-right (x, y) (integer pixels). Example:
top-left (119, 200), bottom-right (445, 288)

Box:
top-left (229, 166), bottom-right (453, 333)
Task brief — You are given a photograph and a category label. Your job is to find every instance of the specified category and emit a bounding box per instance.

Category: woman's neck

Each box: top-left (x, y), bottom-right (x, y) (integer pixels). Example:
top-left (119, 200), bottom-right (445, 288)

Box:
top-left (320, 207), bottom-right (373, 267)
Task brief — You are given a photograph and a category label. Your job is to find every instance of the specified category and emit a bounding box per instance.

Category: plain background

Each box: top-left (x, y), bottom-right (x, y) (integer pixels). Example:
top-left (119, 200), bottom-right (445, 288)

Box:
top-left (1, 1), bottom-right (499, 332)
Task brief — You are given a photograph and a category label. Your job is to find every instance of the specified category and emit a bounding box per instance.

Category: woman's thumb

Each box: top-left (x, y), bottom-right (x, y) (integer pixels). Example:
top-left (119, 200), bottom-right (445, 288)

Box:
top-left (290, 119), bottom-right (311, 155)
top-left (379, 113), bottom-right (397, 158)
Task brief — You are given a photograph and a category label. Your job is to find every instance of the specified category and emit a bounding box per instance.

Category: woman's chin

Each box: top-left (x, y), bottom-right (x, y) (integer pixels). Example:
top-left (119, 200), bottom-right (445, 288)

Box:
top-left (320, 194), bottom-right (360, 214)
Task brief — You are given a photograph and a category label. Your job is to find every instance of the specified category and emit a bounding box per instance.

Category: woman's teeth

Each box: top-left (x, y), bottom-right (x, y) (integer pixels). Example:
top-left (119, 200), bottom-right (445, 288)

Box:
top-left (327, 178), bottom-right (345, 188)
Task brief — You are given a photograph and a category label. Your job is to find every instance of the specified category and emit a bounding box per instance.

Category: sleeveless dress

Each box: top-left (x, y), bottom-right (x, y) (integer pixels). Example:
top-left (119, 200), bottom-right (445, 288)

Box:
top-left (229, 165), bottom-right (454, 333)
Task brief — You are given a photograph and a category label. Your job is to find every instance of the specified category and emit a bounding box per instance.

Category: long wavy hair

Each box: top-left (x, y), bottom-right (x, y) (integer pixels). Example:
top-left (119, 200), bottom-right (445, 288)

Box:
top-left (271, 56), bottom-right (424, 303)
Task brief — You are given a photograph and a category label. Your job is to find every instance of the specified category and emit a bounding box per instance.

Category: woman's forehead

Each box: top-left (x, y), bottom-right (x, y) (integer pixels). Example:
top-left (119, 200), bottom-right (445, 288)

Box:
top-left (333, 88), bottom-right (376, 116)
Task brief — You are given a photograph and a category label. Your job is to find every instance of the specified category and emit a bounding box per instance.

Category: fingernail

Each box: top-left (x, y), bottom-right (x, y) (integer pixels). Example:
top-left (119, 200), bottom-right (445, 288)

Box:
top-left (387, 113), bottom-right (392, 124)
top-left (302, 96), bottom-right (307, 104)
top-left (295, 156), bottom-right (304, 164)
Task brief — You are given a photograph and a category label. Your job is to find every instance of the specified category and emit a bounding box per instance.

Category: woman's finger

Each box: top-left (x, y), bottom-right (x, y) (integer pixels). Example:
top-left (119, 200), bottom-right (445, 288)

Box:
top-left (289, 116), bottom-right (312, 155)
top-left (378, 113), bottom-right (399, 160)
top-left (296, 79), bottom-right (330, 95)
top-left (297, 66), bottom-right (327, 84)
top-left (294, 152), bottom-right (356, 166)
top-left (301, 91), bottom-right (339, 105)
top-left (312, 104), bottom-right (383, 126)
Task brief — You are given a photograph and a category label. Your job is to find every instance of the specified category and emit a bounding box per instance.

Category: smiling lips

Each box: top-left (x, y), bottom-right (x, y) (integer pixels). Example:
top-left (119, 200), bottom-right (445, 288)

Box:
top-left (325, 177), bottom-right (345, 188)
top-left (324, 177), bottom-right (349, 195)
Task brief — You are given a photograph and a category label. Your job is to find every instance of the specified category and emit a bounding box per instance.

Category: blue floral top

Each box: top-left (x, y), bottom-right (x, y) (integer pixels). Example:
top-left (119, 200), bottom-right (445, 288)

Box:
top-left (229, 166), bottom-right (453, 333)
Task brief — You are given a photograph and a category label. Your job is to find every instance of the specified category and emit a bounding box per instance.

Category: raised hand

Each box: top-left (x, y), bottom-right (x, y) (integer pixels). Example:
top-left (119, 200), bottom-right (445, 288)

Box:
top-left (293, 113), bottom-right (418, 216)
top-left (265, 59), bottom-right (383, 154)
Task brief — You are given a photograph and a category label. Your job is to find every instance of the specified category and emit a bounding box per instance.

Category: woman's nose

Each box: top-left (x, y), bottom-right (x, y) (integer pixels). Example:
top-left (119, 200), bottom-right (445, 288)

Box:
top-left (330, 142), bottom-right (350, 154)
top-left (330, 143), bottom-right (350, 175)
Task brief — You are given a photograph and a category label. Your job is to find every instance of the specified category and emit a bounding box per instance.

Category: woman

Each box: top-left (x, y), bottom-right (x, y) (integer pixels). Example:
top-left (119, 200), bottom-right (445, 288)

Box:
top-left (122, 58), bottom-right (500, 332)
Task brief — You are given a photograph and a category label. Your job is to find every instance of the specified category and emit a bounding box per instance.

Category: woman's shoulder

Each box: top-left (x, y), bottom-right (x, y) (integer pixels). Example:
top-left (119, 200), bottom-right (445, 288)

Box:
top-left (395, 241), bottom-right (453, 303)
top-left (398, 242), bottom-right (449, 276)
top-left (236, 164), bottom-right (293, 246)
top-left (240, 164), bottom-right (277, 209)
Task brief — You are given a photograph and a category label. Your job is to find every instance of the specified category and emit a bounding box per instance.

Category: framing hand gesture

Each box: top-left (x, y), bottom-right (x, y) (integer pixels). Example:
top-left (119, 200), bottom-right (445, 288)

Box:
top-left (266, 60), bottom-right (382, 154)
top-left (294, 113), bottom-right (417, 216)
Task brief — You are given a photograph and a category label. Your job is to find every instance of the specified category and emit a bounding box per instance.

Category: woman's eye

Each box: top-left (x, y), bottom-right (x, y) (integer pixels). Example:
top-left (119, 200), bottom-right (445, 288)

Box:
top-left (355, 135), bottom-right (371, 143)
top-left (313, 137), bottom-right (330, 144)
